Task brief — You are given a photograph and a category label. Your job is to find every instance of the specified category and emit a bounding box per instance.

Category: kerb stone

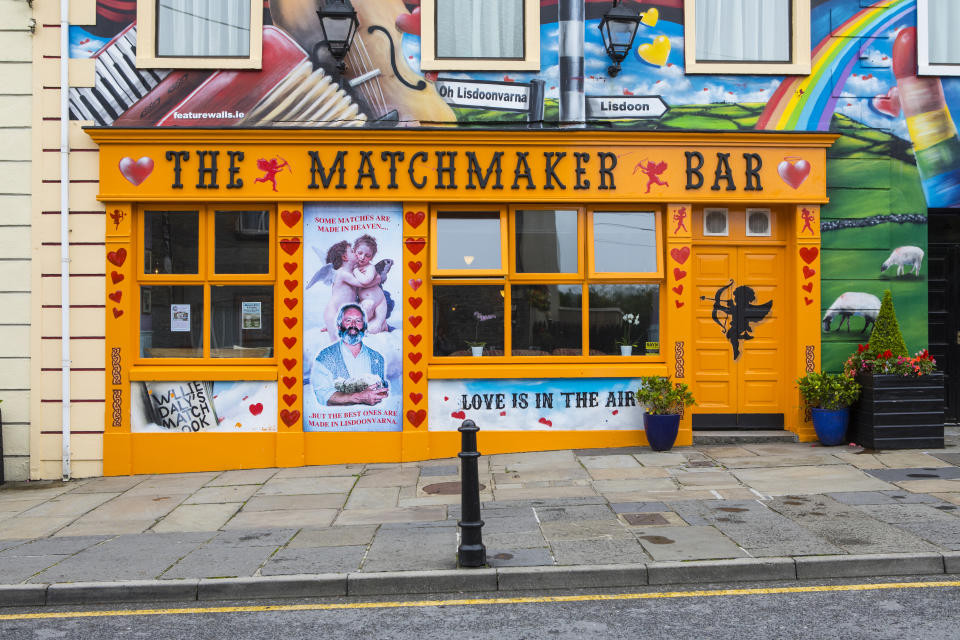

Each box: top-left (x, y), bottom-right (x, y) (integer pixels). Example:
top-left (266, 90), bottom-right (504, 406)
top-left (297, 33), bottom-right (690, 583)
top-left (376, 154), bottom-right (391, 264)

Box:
top-left (795, 553), bottom-right (945, 579)
top-left (647, 558), bottom-right (795, 585)
top-left (348, 569), bottom-right (497, 596)
top-left (0, 584), bottom-right (47, 607)
top-left (497, 564), bottom-right (647, 591)
top-left (46, 579), bottom-right (199, 605)
top-left (197, 574), bottom-right (347, 600)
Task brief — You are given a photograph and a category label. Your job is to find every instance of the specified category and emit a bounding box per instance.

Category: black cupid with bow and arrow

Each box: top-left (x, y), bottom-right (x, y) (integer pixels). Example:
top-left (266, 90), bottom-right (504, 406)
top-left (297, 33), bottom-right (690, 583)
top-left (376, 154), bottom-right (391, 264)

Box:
top-left (700, 280), bottom-right (773, 360)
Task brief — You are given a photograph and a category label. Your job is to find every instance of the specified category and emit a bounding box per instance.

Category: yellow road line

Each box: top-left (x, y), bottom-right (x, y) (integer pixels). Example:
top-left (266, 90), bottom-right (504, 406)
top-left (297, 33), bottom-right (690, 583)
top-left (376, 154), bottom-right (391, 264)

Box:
top-left (3, 580), bottom-right (960, 622)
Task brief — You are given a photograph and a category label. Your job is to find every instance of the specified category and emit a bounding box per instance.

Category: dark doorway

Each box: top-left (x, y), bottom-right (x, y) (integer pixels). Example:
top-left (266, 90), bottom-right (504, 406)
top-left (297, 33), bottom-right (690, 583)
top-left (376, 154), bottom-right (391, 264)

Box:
top-left (928, 211), bottom-right (960, 424)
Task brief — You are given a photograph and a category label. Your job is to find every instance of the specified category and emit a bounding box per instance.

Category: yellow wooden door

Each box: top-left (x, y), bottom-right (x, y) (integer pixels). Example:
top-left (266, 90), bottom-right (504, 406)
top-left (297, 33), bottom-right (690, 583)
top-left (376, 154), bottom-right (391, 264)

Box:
top-left (691, 246), bottom-right (785, 427)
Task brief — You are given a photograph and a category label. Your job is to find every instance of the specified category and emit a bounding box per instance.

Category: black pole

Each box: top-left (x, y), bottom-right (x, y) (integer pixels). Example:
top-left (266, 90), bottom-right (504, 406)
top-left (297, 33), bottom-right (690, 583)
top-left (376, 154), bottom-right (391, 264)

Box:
top-left (457, 419), bottom-right (485, 567)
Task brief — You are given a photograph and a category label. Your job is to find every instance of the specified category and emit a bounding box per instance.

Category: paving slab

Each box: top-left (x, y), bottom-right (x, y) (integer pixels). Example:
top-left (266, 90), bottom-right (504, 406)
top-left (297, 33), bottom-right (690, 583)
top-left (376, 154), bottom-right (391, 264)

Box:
top-left (261, 546), bottom-right (367, 575)
top-left (223, 509), bottom-right (337, 530)
top-left (584, 467), bottom-right (671, 480)
top-left (540, 519), bottom-right (633, 542)
top-left (0, 516), bottom-right (75, 539)
top-left (123, 476), bottom-right (217, 496)
top-left (0, 556), bottom-right (66, 583)
top-left (272, 464), bottom-right (364, 478)
top-left (491, 486), bottom-right (598, 501)
top-left (420, 465), bottom-right (458, 477)
top-left (830, 452), bottom-right (886, 469)
top-left (731, 465), bottom-right (895, 495)
top-left (610, 501), bottom-right (670, 513)
top-left (66, 476), bottom-right (145, 493)
top-left (256, 476), bottom-right (356, 496)
top-left (0, 499), bottom-right (48, 514)
top-left (602, 489), bottom-right (721, 502)
top-left (892, 520), bottom-right (960, 550)
top-left (286, 526), bottom-right (378, 548)
top-left (853, 503), bottom-right (958, 524)
top-left (633, 453), bottom-right (687, 467)
top-left (151, 503), bottom-right (241, 533)
top-left (864, 467), bottom-right (960, 482)
top-left (826, 491), bottom-right (944, 505)
top-left (242, 493), bottom-right (347, 511)
top-left (490, 450), bottom-right (579, 471)
top-left (695, 446), bottom-right (758, 459)
top-left (361, 525), bottom-right (457, 572)
top-left (184, 485), bottom-right (260, 504)
top-left (486, 547), bottom-right (554, 567)
top-left (619, 511), bottom-right (686, 527)
top-left (74, 494), bottom-right (190, 522)
top-left (714, 454), bottom-right (844, 469)
top-left (534, 504), bottom-right (614, 522)
top-left (207, 529), bottom-right (298, 548)
top-left (493, 468), bottom-right (591, 482)
top-left (19, 493), bottom-right (120, 518)
top-left (592, 478), bottom-right (678, 493)
top-left (53, 519), bottom-right (158, 537)
top-left (334, 506), bottom-right (446, 526)
top-left (579, 455), bottom-right (642, 469)
top-left (633, 526), bottom-right (749, 561)
top-left (894, 479), bottom-right (960, 493)
top-left (206, 469), bottom-right (277, 486)
top-left (355, 468), bottom-right (420, 488)
top-left (162, 545), bottom-right (275, 579)
top-left (483, 531), bottom-right (549, 549)
top-left (672, 471), bottom-right (742, 488)
top-left (873, 452), bottom-right (956, 468)
top-left (0, 535), bottom-right (109, 557)
top-left (550, 538), bottom-right (650, 565)
top-left (345, 487), bottom-right (400, 510)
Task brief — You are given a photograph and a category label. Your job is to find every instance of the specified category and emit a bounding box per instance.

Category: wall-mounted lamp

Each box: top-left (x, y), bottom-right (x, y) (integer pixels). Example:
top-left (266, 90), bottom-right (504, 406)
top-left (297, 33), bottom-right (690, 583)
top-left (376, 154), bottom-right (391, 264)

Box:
top-left (598, 0), bottom-right (642, 77)
top-left (316, 0), bottom-right (360, 83)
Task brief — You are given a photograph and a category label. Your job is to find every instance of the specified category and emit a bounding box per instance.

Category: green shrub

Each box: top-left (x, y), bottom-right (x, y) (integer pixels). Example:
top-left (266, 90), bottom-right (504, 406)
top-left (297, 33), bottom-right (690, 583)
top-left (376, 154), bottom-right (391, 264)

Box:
top-left (797, 371), bottom-right (861, 410)
top-left (635, 376), bottom-right (696, 415)
top-left (868, 290), bottom-right (908, 357)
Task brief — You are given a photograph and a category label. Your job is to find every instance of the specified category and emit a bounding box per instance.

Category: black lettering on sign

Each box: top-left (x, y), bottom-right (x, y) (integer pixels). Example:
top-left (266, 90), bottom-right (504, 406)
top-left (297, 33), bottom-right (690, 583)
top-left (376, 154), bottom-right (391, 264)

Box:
top-left (307, 150), bottom-right (347, 189)
top-left (165, 150), bottom-right (190, 189)
top-left (743, 153), bottom-right (763, 191)
top-left (435, 151), bottom-right (457, 189)
top-left (512, 151), bottom-right (536, 190)
top-left (408, 151), bottom-right (428, 189)
top-left (543, 151), bottom-right (566, 190)
top-left (712, 152), bottom-right (736, 191)
top-left (685, 151), bottom-right (704, 190)
top-left (466, 151), bottom-right (504, 190)
top-left (598, 152), bottom-right (617, 190)
top-left (381, 151), bottom-right (404, 189)
top-left (226, 151), bottom-right (244, 189)
top-left (355, 150), bottom-right (380, 189)
top-left (196, 151), bottom-right (219, 189)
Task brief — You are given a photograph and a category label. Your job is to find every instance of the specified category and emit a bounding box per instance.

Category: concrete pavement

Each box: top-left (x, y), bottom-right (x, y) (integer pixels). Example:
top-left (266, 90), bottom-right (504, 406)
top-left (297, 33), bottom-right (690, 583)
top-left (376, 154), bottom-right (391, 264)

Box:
top-left (3, 430), bottom-right (960, 606)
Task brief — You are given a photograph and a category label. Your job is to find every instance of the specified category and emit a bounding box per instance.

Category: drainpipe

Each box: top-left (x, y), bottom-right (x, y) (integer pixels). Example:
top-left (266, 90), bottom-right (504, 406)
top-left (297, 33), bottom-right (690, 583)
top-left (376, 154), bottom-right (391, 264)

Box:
top-left (60, 0), bottom-right (71, 481)
top-left (558, 0), bottom-right (585, 126)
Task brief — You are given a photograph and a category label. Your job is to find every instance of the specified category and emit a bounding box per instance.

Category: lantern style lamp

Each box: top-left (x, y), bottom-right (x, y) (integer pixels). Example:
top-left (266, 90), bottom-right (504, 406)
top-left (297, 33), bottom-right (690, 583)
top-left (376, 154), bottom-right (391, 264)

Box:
top-left (316, 0), bottom-right (359, 79)
top-left (598, 0), bottom-right (643, 77)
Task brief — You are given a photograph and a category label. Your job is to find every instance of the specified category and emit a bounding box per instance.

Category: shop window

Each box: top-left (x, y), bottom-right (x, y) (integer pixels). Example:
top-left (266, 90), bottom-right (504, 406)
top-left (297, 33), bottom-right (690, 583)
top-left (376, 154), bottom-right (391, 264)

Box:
top-left (703, 208), bottom-right (729, 236)
top-left (745, 208), bottom-right (772, 237)
top-left (136, 0), bottom-right (264, 69)
top-left (918, 0), bottom-right (960, 75)
top-left (138, 204), bottom-right (275, 361)
top-left (683, 0), bottom-right (810, 75)
top-left (420, 0), bottom-right (540, 71)
top-left (431, 206), bottom-right (662, 358)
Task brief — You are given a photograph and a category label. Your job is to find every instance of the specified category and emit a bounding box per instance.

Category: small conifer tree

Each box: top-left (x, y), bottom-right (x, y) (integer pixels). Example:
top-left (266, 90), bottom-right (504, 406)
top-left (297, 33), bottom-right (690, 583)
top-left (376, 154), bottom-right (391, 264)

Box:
top-left (868, 290), bottom-right (908, 357)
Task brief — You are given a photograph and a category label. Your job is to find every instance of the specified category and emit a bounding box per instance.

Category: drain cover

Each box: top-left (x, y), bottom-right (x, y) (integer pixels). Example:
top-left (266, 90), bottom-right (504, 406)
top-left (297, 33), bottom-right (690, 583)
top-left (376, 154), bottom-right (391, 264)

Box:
top-left (422, 481), bottom-right (487, 495)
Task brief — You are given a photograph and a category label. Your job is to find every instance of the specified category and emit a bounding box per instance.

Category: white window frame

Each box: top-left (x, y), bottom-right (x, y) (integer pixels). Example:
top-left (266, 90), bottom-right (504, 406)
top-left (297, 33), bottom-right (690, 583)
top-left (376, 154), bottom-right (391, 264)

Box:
top-left (137, 0), bottom-right (263, 70)
top-left (745, 208), bottom-right (772, 237)
top-left (918, 0), bottom-right (960, 76)
top-left (420, 0), bottom-right (540, 71)
top-left (683, 0), bottom-right (810, 75)
top-left (702, 208), bottom-right (729, 237)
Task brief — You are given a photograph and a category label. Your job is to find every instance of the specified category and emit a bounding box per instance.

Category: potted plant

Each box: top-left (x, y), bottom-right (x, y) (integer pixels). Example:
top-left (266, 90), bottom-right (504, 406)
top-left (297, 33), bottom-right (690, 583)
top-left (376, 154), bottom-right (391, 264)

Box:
top-left (843, 290), bottom-right (944, 449)
top-left (466, 311), bottom-right (496, 357)
top-left (617, 312), bottom-right (640, 356)
top-left (635, 376), bottom-right (696, 451)
top-left (797, 371), bottom-right (861, 445)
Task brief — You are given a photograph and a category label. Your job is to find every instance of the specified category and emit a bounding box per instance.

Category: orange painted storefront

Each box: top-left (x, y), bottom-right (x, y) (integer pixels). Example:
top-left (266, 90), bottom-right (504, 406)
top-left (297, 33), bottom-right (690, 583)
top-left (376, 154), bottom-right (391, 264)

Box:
top-left (90, 129), bottom-right (835, 475)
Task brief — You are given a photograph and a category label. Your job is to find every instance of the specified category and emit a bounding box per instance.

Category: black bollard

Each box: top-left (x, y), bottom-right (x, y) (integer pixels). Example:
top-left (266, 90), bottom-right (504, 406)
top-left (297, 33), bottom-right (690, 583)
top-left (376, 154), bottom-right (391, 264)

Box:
top-left (457, 419), bottom-right (486, 567)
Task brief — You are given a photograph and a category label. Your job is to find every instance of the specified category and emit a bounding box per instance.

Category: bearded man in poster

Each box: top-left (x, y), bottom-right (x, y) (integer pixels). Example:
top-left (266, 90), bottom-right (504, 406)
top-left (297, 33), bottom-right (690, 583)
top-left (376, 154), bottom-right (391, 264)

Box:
top-left (310, 303), bottom-right (389, 406)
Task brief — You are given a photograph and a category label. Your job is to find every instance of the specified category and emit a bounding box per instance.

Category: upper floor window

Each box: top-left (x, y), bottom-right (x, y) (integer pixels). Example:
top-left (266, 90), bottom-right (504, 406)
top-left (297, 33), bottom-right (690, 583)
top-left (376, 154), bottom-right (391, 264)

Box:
top-left (137, 0), bottom-right (264, 69)
top-left (918, 0), bottom-right (960, 75)
top-left (420, 0), bottom-right (540, 71)
top-left (684, 0), bottom-right (810, 75)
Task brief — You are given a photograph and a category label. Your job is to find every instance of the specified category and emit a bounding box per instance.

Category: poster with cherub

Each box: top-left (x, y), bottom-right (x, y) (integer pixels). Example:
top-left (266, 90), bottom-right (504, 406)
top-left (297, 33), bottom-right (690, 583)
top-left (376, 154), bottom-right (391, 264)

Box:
top-left (302, 202), bottom-right (403, 432)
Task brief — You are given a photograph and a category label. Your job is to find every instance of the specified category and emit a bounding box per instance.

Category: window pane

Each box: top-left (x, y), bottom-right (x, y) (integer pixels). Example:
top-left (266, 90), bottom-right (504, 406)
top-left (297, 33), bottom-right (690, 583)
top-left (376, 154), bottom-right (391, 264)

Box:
top-left (433, 285), bottom-right (504, 356)
top-left (929, 0), bottom-right (960, 64)
top-left (515, 209), bottom-right (578, 273)
top-left (695, 0), bottom-right (790, 63)
top-left (436, 212), bottom-right (502, 270)
top-left (215, 210), bottom-right (270, 274)
top-left (588, 284), bottom-right (660, 355)
top-left (210, 285), bottom-right (274, 358)
top-left (143, 210), bottom-right (199, 274)
top-left (593, 212), bottom-right (657, 273)
top-left (436, 0), bottom-right (523, 59)
top-left (157, 0), bottom-right (251, 57)
top-left (140, 285), bottom-right (203, 358)
top-left (511, 285), bottom-right (582, 356)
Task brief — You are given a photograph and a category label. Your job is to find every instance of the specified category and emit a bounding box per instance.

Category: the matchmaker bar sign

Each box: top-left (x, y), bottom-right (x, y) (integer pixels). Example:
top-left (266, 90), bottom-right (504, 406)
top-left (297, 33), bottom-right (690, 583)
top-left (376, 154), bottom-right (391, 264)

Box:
top-left (93, 133), bottom-right (832, 202)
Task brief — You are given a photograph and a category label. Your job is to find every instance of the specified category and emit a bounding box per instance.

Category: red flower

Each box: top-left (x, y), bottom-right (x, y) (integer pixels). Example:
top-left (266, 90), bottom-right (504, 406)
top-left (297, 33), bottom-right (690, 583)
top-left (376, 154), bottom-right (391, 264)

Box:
top-left (858, 344), bottom-right (868, 353)
top-left (882, 349), bottom-right (893, 359)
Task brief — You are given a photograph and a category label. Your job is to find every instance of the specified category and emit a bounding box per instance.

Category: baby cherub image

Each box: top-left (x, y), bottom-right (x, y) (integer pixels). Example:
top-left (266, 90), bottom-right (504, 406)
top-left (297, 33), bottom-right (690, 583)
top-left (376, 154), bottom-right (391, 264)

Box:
top-left (352, 235), bottom-right (388, 333)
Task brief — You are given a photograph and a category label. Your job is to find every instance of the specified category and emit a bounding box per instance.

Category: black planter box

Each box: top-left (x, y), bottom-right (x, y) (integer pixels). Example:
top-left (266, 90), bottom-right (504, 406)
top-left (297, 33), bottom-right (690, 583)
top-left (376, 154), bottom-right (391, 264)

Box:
top-left (850, 372), bottom-right (945, 449)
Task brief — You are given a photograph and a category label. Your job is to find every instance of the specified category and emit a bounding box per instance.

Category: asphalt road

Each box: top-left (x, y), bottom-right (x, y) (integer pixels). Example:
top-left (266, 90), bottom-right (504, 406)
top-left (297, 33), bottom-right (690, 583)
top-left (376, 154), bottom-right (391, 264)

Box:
top-left (2, 577), bottom-right (960, 639)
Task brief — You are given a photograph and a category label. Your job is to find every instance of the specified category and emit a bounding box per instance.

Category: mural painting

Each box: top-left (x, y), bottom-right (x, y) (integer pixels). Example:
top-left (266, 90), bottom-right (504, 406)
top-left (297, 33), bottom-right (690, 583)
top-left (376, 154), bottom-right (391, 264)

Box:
top-left (131, 381), bottom-right (278, 433)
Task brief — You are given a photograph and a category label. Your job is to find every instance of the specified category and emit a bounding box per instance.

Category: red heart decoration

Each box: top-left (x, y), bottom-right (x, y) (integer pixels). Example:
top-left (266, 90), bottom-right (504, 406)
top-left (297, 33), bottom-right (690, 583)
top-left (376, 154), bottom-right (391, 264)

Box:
top-left (280, 409), bottom-right (300, 426)
top-left (804, 297), bottom-right (814, 306)
top-left (408, 261), bottom-right (423, 273)
top-left (670, 246), bottom-right (690, 264)
top-left (408, 334), bottom-right (422, 347)
top-left (280, 209), bottom-right (301, 228)
top-left (283, 317), bottom-right (297, 329)
top-left (872, 86), bottom-right (901, 118)
top-left (675, 300), bottom-right (684, 308)
top-left (118, 156), bottom-right (154, 186)
top-left (108, 291), bottom-right (122, 303)
top-left (405, 210), bottom-right (426, 228)
top-left (112, 308), bottom-right (123, 318)
top-left (405, 238), bottom-right (426, 255)
top-left (408, 297), bottom-right (422, 309)
top-left (282, 336), bottom-right (297, 349)
top-left (396, 7), bottom-right (421, 36)
top-left (409, 371), bottom-right (423, 383)
top-left (444, 397), bottom-right (449, 401)
top-left (283, 394), bottom-right (297, 406)
top-left (283, 262), bottom-right (297, 274)
top-left (799, 247), bottom-right (819, 264)
top-left (538, 417), bottom-right (553, 427)
top-left (451, 410), bottom-right (466, 420)
top-left (673, 268), bottom-right (687, 280)
top-left (409, 315), bottom-right (422, 327)
top-left (107, 248), bottom-right (127, 267)
top-left (408, 352), bottom-right (422, 364)
top-left (409, 278), bottom-right (423, 291)
top-left (778, 158), bottom-right (811, 190)
top-left (410, 392), bottom-right (423, 405)
top-left (284, 298), bottom-right (298, 310)
top-left (499, 411), bottom-right (506, 416)
top-left (283, 358), bottom-right (297, 370)
top-left (249, 403), bottom-right (263, 416)
top-left (280, 239), bottom-right (301, 255)
top-left (612, 410), bottom-right (619, 416)
top-left (110, 271), bottom-right (124, 284)
top-left (672, 284), bottom-right (683, 295)
top-left (803, 266), bottom-right (816, 279)
top-left (802, 282), bottom-right (813, 293)
top-left (282, 376), bottom-right (296, 389)
top-left (284, 279), bottom-right (298, 291)
top-left (407, 409), bottom-right (426, 427)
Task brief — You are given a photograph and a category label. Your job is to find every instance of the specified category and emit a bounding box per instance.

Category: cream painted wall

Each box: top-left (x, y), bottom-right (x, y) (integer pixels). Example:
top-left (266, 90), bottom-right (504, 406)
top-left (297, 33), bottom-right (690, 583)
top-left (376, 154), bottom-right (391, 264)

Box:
top-left (31, 0), bottom-right (104, 480)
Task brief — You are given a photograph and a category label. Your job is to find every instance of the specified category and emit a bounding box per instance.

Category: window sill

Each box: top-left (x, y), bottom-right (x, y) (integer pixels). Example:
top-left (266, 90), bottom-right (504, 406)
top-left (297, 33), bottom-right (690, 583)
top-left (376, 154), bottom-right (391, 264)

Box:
top-left (427, 359), bottom-right (668, 380)
top-left (129, 365), bottom-right (278, 381)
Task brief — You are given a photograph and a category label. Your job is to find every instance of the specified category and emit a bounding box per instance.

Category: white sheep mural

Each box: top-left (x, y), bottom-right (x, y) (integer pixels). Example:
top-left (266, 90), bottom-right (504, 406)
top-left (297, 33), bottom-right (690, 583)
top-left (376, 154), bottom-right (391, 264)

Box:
top-left (822, 292), bottom-right (881, 334)
top-left (880, 246), bottom-right (924, 277)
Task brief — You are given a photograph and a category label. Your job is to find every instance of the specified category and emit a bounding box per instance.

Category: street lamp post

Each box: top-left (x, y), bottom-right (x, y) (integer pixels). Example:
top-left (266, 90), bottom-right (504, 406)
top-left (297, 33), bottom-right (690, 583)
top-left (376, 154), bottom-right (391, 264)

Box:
top-left (315, 0), bottom-right (360, 87)
top-left (598, 0), bottom-right (643, 77)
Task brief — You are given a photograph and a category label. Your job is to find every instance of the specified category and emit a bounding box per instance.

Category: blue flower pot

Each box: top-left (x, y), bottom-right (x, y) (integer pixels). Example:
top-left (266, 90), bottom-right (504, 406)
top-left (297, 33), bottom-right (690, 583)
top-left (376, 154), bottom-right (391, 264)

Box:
top-left (643, 413), bottom-right (680, 451)
top-left (811, 407), bottom-right (850, 446)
